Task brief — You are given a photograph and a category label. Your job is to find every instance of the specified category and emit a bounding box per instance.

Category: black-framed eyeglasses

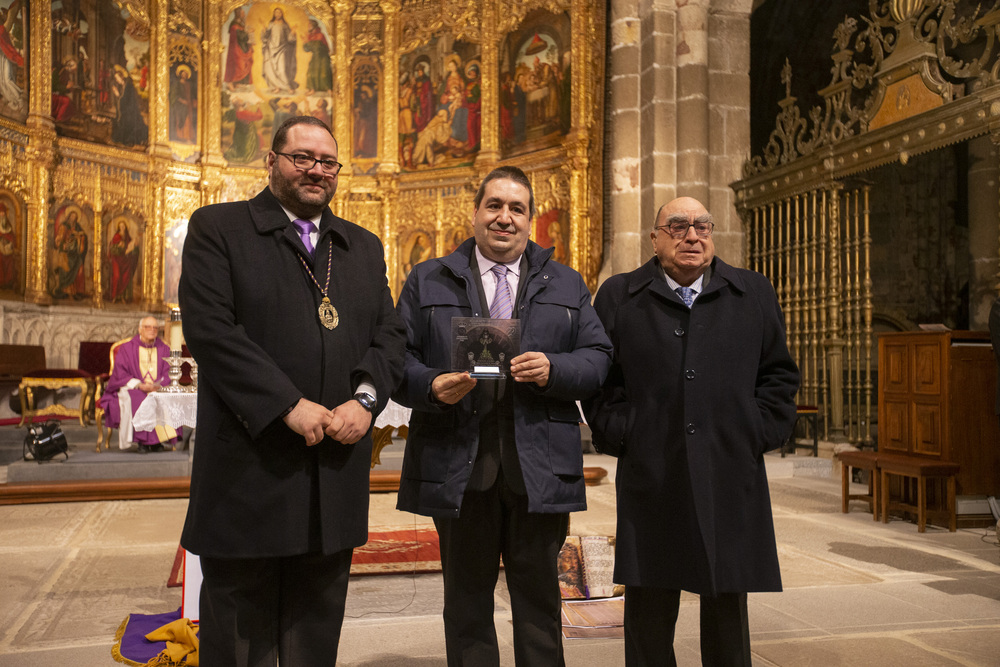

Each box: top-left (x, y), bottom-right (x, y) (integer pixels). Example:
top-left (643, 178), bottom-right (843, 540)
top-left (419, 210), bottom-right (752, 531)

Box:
top-left (276, 152), bottom-right (343, 175)
top-left (656, 220), bottom-right (714, 239)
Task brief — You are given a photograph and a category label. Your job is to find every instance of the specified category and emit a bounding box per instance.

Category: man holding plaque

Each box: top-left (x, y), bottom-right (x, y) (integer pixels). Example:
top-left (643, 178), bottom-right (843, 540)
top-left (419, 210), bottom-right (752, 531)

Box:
top-left (178, 116), bottom-right (405, 665)
top-left (395, 165), bottom-right (612, 665)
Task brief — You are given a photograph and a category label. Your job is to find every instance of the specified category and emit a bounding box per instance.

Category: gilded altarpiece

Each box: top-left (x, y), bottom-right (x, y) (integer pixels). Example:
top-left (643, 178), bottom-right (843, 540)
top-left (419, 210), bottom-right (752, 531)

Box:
top-left (0, 0), bottom-right (604, 340)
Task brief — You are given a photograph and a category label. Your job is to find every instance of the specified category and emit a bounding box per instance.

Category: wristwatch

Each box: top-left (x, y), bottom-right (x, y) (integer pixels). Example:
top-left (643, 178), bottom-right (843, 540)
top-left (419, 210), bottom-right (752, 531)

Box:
top-left (353, 391), bottom-right (376, 412)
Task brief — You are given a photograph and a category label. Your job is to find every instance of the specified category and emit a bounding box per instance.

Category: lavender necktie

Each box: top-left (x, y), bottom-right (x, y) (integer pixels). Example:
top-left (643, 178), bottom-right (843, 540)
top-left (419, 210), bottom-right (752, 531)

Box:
top-left (292, 218), bottom-right (316, 256)
top-left (490, 264), bottom-right (513, 319)
top-left (676, 286), bottom-right (695, 308)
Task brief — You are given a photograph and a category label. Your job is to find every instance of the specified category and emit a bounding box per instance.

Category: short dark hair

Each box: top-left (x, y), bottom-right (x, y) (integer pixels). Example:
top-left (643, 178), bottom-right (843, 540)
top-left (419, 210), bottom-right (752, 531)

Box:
top-left (271, 116), bottom-right (336, 153)
top-left (473, 166), bottom-right (536, 219)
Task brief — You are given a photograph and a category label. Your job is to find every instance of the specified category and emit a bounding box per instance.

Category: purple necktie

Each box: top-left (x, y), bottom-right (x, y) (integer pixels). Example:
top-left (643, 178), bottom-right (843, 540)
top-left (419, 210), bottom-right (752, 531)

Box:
top-left (676, 286), bottom-right (695, 308)
top-left (292, 218), bottom-right (316, 256)
top-left (490, 264), bottom-right (513, 319)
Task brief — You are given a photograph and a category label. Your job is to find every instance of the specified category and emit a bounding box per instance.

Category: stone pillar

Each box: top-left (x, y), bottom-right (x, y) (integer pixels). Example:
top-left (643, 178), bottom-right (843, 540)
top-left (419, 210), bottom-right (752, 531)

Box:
top-left (970, 135), bottom-right (1000, 327)
top-left (603, 0), bottom-right (752, 281)
top-left (605, 0), bottom-right (644, 280)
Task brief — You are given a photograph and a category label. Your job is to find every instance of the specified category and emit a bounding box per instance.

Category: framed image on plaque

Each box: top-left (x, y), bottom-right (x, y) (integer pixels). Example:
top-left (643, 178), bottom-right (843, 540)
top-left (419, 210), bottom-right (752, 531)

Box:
top-left (452, 317), bottom-right (521, 379)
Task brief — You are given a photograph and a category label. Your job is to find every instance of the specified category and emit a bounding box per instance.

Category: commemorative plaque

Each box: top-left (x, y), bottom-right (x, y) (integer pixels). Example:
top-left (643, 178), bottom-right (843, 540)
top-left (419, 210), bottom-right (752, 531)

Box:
top-left (451, 317), bottom-right (521, 379)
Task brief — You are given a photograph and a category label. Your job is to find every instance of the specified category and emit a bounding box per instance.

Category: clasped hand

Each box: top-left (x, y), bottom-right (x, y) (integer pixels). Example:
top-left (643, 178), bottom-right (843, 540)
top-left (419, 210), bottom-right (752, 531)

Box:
top-left (282, 397), bottom-right (372, 446)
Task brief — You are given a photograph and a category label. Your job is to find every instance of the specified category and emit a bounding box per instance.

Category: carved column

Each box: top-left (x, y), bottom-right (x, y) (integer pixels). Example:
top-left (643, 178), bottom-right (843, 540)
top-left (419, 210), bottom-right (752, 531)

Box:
top-left (199, 2), bottom-right (226, 199)
top-left (825, 183), bottom-right (847, 441)
top-left (476, 0), bottom-right (499, 169)
top-left (379, 0), bottom-right (400, 175)
top-left (25, 0), bottom-right (55, 305)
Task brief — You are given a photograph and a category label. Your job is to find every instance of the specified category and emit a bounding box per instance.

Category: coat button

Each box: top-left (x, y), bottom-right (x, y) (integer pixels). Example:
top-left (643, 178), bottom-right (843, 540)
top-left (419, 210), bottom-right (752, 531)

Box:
top-left (674, 328), bottom-right (685, 337)
top-left (685, 370), bottom-right (695, 380)
top-left (686, 423), bottom-right (696, 434)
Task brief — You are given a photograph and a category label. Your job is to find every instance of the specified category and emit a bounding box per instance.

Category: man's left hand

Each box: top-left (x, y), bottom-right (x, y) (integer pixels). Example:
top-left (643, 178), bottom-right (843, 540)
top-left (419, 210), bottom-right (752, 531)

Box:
top-left (325, 399), bottom-right (373, 444)
top-left (510, 351), bottom-right (550, 387)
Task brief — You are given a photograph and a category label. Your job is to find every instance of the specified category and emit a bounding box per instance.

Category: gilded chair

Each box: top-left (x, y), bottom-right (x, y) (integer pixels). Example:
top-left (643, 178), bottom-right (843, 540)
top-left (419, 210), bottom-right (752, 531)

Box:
top-left (94, 337), bottom-right (132, 452)
top-left (18, 340), bottom-right (114, 428)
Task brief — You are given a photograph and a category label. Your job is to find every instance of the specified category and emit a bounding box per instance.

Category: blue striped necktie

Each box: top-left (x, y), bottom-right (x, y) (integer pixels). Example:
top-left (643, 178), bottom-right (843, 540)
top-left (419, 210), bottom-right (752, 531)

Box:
top-left (676, 286), bottom-right (695, 308)
top-left (490, 264), bottom-right (513, 319)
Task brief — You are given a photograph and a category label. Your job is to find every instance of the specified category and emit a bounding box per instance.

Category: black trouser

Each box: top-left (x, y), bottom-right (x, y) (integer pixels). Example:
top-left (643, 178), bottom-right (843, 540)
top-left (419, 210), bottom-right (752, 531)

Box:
top-left (624, 585), bottom-right (751, 666)
top-left (434, 472), bottom-right (569, 667)
top-left (198, 549), bottom-right (352, 667)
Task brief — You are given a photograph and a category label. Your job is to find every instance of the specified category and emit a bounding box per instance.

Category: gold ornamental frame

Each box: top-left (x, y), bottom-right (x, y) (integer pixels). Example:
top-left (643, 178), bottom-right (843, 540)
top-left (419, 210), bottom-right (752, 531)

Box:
top-left (0, 0), bottom-right (605, 312)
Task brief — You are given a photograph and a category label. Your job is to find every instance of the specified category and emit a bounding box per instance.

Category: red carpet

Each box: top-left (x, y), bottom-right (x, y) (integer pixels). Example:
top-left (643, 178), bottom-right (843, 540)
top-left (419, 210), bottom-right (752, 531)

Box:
top-left (167, 527), bottom-right (441, 587)
top-left (351, 527), bottom-right (441, 575)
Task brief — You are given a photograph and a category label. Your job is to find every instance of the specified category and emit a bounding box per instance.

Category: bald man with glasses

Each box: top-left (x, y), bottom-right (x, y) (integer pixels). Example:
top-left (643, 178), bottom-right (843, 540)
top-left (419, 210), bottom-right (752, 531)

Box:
top-left (584, 196), bottom-right (800, 666)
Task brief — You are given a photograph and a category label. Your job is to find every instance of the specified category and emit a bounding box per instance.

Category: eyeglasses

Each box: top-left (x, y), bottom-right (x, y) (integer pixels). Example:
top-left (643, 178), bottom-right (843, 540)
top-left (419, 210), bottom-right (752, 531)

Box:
top-left (655, 221), bottom-right (714, 239)
top-left (276, 152), bottom-right (343, 175)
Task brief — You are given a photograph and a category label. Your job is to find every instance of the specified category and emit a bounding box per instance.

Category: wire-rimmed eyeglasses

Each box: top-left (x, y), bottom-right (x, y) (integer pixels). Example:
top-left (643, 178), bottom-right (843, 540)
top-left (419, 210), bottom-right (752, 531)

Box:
top-left (276, 152), bottom-right (343, 175)
top-left (655, 220), bottom-right (714, 239)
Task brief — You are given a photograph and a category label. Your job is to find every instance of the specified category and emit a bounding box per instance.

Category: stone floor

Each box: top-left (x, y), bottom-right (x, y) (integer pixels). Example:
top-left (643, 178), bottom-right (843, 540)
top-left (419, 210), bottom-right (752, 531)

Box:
top-left (0, 427), bottom-right (999, 666)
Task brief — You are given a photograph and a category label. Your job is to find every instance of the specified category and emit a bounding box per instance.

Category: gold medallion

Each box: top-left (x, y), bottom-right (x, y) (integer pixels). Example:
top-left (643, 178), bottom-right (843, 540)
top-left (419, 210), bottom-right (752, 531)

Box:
top-left (319, 297), bottom-right (339, 330)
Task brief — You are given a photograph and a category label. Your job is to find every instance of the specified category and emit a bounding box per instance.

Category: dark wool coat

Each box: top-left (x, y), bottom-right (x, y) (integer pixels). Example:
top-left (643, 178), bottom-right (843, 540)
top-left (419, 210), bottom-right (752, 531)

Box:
top-left (584, 257), bottom-right (799, 595)
top-left (394, 239), bottom-right (612, 517)
top-left (179, 188), bottom-right (405, 558)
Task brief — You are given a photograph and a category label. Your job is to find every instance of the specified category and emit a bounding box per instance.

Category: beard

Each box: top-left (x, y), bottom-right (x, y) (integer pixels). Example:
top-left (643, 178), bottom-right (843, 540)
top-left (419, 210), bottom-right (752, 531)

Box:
top-left (269, 168), bottom-right (336, 217)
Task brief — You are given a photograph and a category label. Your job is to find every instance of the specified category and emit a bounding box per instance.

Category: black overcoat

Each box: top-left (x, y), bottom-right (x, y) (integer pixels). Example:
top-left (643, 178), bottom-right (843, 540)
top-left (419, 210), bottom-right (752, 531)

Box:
top-left (178, 188), bottom-right (405, 558)
top-left (584, 257), bottom-right (799, 595)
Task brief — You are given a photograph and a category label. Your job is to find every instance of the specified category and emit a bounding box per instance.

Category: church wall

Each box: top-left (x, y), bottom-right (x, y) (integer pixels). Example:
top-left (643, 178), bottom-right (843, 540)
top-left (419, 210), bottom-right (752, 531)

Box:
top-left (603, 0), bottom-right (751, 282)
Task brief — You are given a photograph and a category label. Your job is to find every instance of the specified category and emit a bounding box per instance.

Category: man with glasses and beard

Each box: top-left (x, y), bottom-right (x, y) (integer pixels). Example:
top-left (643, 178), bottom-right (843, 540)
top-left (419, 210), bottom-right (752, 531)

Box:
top-left (179, 116), bottom-right (405, 666)
top-left (585, 196), bottom-right (799, 666)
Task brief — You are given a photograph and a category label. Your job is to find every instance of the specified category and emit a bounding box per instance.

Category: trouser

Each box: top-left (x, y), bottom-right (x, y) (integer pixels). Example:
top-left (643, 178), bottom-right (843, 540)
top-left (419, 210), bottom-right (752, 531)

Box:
top-left (624, 585), bottom-right (751, 666)
top-left (434, 473), bottom-right (569, 666)
top-left (198, 548), bottom-right (353, 667)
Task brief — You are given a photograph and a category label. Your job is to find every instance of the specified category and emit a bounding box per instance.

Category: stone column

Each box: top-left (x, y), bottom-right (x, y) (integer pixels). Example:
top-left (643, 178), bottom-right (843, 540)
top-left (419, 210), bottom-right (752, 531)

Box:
top-left (969, 135), bottom-right (1000, 327)
top-left (602, 0), bottom-right (751, 280)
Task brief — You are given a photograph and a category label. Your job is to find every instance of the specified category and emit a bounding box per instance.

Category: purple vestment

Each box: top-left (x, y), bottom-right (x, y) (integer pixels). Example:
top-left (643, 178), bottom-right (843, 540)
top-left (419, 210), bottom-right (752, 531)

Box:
top-left (98, 335), bottom-right (175, 446)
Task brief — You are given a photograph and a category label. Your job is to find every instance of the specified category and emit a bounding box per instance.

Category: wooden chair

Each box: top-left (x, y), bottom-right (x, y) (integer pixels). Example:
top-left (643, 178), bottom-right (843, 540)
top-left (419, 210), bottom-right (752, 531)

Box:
top-left (95, 337), bottom-right (132, 452)
top-left (781, 405), bottom-right (819, 457)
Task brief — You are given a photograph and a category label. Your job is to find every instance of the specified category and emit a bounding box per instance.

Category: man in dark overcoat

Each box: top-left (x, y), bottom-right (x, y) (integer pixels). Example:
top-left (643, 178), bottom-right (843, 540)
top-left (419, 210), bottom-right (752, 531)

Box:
top-left (394, 165), bottom-right (612, 665)
top-left (178, 116), bottom-right (405, 665)
top-left (584, 196), bottom-right (799, 666)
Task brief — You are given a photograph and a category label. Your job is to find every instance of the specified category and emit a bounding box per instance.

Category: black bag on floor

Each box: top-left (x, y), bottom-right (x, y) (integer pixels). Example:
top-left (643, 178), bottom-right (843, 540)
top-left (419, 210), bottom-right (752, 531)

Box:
top-left (23, 420), bottom-right (69, 462)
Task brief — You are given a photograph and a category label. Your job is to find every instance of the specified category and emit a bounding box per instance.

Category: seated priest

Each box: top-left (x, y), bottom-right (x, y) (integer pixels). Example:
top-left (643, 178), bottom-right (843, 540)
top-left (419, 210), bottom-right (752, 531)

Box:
top-left (98, 315), bottom-right (180, 452)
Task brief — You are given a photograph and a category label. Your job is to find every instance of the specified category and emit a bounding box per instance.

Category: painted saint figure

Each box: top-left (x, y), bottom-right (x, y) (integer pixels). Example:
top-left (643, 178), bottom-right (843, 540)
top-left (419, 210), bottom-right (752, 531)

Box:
top-left (170, 64), bottom-right (196, 143)
top-left (0, 0), bottom-right (25, 115)
top-left (108, 220), bottom-right (139, 303)
top-left (224, 97), bottom-right (262, 164)
top-left (304, 20), bottom-right (332, 93)
top-left (0, 201), bottom-right (17, 290)
top-left (261, 8), bottom-right (297, 93)
top-left (111, 65), bottom-right (148, 146)
top-left (224, 8), bottom-right (253, 88)
top-left (52, 211), bottom-right (88, 300)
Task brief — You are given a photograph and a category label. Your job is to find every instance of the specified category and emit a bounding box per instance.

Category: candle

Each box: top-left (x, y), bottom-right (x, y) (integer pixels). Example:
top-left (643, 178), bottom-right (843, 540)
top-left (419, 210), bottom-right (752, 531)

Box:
top-left (169, 321), bottom-right (184, 352)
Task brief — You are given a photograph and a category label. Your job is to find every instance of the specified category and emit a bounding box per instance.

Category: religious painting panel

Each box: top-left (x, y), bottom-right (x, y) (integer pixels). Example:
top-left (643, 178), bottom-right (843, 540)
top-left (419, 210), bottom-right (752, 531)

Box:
top-left (0, 0), bottom-right (27, 122)
top-left (534, 207), bottom-right (568, 265)
top-left (399, 229), bottom-right (434, 285)
top-left (49, 201), bottom-right (93, 302)
top-left (352, 56), bottom-right (379, 162)
top-left (163, 218), bottom-right (187, 306)
top-left (0, 189), bottom-right (23, 295)
top-left (168, 38), bottom-right (199, 160)
top-left (500, 10), bottom-right (571, 158)
top-left (220, 3), bottom-right (335, 167)
top-left (102, 211), bottom-right (142, 305)
top-left (51, 0), bottom-right (150, 148)
top-left (399, 35), bottom-right (481, 171)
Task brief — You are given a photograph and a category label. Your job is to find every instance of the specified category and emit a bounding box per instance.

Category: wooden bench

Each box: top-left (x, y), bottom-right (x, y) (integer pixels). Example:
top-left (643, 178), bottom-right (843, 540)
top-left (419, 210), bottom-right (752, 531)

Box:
top-left (837, 449), bottom-right (879, 520)
top-left (878, 453), bottom-right (959, 532)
